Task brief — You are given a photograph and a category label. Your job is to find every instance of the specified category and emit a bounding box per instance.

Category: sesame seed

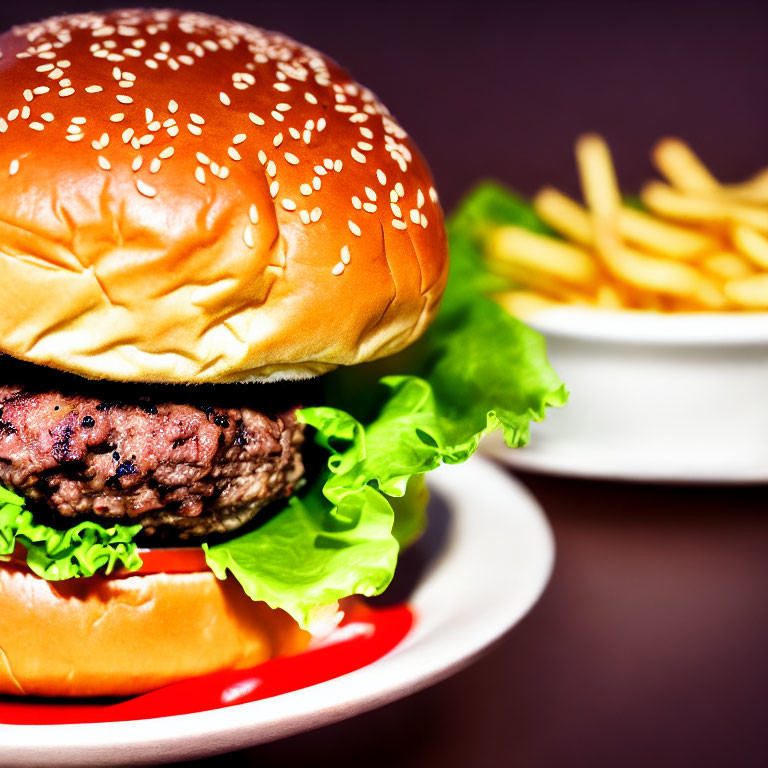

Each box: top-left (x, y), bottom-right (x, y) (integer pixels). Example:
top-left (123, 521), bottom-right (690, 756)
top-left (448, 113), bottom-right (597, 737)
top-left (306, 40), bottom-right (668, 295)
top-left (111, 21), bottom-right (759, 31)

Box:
top-left (233, 133), bottom-right (246, 144)
top-left (9, 160), bottom-right (19, 176)
top-left (289, 127), bottom-right (300, 140)
top-left (391, 203), bottom-right (402, 218)
top-left (377, 170), bottom-right (387, 185)
top-left (21, 106), bottom-right (30, 119)
top-left (421, 214), bottom-right (428, 228)
top-left (266, 161), bottom-right (276, 177)
top-left (323, 158), bottom-right (333, 170)
top-left (219, 91), bottom-right (231, 106)
top-left (312, 176), bottom-right (321, 190)
top-left (196, 152), bottom-right (210, 165)
top-left (70, 117), bottom-right (86, 125)
top-left (148, 120), bottom-right (161, 131)
top-left (66, 125), bottom-right (82, 135)
top-left (258, 150), bottom-right (267, 165)
top-left (303, 130), bottom-right (311, 144)
top-left (249, 113), bottom-right (265, 126)
top-left (417, 190), bottom-right (425, 208)
top-left (317, 118), bottom-right (327, 131)
top-left (284, 152), bottom-right (299, 165)
top-left (315, 165), bottom-right (327, 176)
top-left (122, 128), bottom-right (134, 143)
top-left (305, 92), bottom-right (318, 104)
top-left (159, 146), bottom-right (174, 159)
top-left (341, 245), bottom-right (351, 264)
top-left (187, 123), bottom-right (202, 136)
top-left (136, 179), bottom-right (156, 197)
top-left (131, 137), bottom-right (141, 150)
top-left (392, 219), bottom-right (407, 230)
top-left (132, 157), bottom-right (143, 171)
top-left (334, 159), bottom-right (343, 172)
top-left (269, 181), bottom-right (279, 198)
top-left (145, 59), bottom-right (159, 69)
top-left (189, 113), bottom-right (205, 125)
top-left (66, 134), bottom-right (84, 142)
top-left (0, 120), bottom-right (7, 133)
top-left (85, 85), bottom-right (103, 93)
top-left (149, 158), bottom-right (161, 173)
top-left (228, 147), bottom-right (242, 161)
top-left (195, 166), bottom-right (206, 184)
top-left (249, 204), bottom-right (259, 224)
top-left (299, 210), bottom-right (311, 224)
top-left (98, 156), bottom-right (111, 170)
top-left (348, 220), bottom-right (361, 237)
top-left (332, 262), bottom-right (345, 276)
top-left (218, 166), bottom-right (230, 180)
top-left (100, 132), bottom-right (109, 146)
top-left (395, 183), bottom-right (405, 197)
top-left (360, 127), bottom-right (374, 139)
top-left (7, 110), bottom-right (18, 121)
top-left (365, 187), bottom-right (377, 201)
top-left (36, 63), bottom-right (54, 73)
top-left (168, 125), bottom-right (179, 137)
top-left (363, 203), bottom-right (377, 213)
top-left (273, 133), bottom-right (283, 147)
top-left (116, 94), bottom-right (133, 104)
top-left (59, 88), bottom-right (75, 97)
top-left (271, 111), bottom-right (284, 122)
top-left (358, 142), bottom-right (373, 151)
top-left (33, 86), bottom-right (50, 96)
top-left (282, 199), bottom-right (297, 211)
top-left (352, 196), bottom-right (362, 210)
top-left (168, 100), bottom-right (178, 113)
top-left (410, 209), bottom-right (420, 224)
top-left (243, 225), bottom-right (255, 248)
top-left (274, 82), bottom-right (291, 92)
top-left (110, 113), bottom-right (125, 122)
top-left (23, 89), bottom-right (33, 102)
top-left (29, 122), bottom-right (44, 131)
top-left (310, 207), bottom-right (322, 222)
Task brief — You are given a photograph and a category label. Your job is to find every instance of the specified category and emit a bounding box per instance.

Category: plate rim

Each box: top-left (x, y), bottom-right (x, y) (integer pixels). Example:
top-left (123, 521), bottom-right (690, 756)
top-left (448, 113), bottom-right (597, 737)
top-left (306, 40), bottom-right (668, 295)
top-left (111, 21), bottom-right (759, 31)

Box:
top-left (0, 455), bottom-right (554, 765)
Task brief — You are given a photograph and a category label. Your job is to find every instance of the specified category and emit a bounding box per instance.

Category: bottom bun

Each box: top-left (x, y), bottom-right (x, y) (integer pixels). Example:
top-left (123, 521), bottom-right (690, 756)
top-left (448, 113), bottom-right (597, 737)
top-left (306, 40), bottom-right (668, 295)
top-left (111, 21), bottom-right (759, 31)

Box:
top-left (0, 565), bottom-right (312, 698)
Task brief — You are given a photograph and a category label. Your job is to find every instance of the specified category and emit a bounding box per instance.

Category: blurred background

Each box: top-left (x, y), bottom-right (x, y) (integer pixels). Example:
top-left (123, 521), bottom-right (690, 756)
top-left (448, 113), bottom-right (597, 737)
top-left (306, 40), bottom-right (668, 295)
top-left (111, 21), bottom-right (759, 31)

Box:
top-left (2, 1), bottom-right (767, 766)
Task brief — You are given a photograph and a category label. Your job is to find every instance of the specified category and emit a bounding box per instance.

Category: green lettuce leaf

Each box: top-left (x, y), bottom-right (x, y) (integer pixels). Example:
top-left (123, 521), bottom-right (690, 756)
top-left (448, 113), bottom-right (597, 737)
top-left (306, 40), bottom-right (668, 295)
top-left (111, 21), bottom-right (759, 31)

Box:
top-left (205, 187), bottom-right (567, 627)
top-left (0, 485), bottom-right (142, 579)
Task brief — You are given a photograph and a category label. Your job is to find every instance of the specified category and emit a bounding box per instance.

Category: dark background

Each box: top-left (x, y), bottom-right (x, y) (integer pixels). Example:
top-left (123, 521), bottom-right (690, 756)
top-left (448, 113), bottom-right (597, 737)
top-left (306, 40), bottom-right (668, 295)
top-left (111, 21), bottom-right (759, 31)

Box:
top-left (3, 1), bottom-right (768, 766)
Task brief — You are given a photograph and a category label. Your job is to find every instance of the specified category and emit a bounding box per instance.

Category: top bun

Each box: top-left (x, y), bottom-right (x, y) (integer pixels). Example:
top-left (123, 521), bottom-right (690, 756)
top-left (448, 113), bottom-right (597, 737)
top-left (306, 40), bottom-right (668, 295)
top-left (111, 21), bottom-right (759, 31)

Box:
top-left (0, 9), bottom-right (448, 383)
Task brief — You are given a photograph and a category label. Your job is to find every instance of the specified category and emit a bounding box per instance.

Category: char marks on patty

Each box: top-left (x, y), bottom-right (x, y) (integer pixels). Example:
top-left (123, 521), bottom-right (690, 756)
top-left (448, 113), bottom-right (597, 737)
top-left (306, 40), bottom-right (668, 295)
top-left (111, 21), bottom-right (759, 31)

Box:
top-left (0, 366), bottom-right (308, 537)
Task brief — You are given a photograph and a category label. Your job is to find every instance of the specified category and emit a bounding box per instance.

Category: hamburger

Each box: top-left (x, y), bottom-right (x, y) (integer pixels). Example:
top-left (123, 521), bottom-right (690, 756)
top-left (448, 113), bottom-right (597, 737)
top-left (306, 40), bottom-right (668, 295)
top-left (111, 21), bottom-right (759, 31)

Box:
top-left (0, 8), bottom-right (565, 698)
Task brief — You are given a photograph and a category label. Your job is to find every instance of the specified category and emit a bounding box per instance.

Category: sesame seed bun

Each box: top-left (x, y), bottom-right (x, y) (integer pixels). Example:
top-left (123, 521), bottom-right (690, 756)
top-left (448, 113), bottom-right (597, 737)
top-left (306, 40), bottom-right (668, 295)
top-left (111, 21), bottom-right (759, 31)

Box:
top-left (0, 9), bottom-right (448, 383)
top-left (0, 564), bottom-right (315, 697)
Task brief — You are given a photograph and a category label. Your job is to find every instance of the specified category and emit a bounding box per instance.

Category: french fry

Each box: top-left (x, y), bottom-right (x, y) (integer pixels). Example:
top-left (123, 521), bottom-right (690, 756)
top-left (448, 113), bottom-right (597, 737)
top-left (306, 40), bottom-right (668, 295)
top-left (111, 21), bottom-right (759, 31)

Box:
top-left (731, 225), bottom-right (768, 269)
top-left (652, 138), bottom-right (720, 194)
top-left (535, 186), bottom-right (718, 259)
top-left (484, 133), bottom-right (768, 315)
top-left (641, 182), bottom-right (768, 232)
top-left (494, 290), bottom-right (563, 318)
top-left (487, 225), bottom-right (599, 287)
top-left (723, 274), bottom-right (768, 308)
top-left (619, 206), bottom-right (719, 259)
top-left (601, 243), bottom-right (725, 307)
top-left (700, 252), bottom-right (755, 280)
top-left (534, 187), bottom-right (593, 246)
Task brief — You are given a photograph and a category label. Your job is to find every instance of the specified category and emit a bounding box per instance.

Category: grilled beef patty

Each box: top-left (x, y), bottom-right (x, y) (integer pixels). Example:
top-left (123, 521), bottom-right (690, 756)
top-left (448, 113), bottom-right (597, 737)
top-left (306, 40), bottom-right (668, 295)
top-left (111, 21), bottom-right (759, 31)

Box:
top-left (0, 367), bottom-right (306, 537)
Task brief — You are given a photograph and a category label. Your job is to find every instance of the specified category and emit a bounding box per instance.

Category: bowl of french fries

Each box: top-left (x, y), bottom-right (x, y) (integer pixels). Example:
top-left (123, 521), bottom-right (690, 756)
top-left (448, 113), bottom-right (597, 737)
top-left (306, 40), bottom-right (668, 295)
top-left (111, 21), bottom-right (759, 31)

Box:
top-left (473, 135), bottom-right (768, 482)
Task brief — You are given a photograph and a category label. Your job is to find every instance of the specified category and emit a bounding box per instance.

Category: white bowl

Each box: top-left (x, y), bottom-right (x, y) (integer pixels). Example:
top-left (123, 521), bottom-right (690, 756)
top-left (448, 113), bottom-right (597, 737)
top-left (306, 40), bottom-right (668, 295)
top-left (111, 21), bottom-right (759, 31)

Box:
top-left (483, 307), bottom-right (768, 483)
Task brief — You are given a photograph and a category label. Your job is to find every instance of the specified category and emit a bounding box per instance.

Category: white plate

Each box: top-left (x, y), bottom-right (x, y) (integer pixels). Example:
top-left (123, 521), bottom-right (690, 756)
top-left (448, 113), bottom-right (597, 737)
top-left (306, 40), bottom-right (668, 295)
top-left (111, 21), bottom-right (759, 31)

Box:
top-left (0, 455), bottom-right (553, 766)
top-left (483, 306), bottom-right (768, 483)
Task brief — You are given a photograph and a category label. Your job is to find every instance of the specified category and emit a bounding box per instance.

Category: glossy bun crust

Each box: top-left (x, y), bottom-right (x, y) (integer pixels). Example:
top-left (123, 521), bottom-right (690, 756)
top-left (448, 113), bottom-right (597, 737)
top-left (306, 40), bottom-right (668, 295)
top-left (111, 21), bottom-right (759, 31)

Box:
top-left (0, 10), bottom-right (448, 383)
top-left (0, 565), bottom-right (312, 697)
